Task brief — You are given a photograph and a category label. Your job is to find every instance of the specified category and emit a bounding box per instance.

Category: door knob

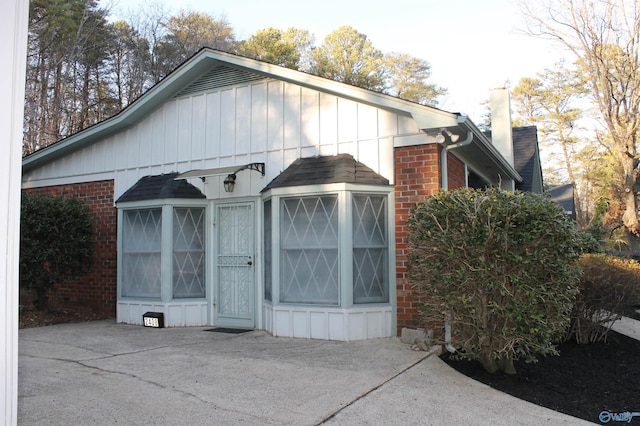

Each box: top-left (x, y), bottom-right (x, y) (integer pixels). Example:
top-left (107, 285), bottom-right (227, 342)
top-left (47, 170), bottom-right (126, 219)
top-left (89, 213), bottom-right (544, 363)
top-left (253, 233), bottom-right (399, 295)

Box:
top-left (247, 260), bottom-right (253, 265)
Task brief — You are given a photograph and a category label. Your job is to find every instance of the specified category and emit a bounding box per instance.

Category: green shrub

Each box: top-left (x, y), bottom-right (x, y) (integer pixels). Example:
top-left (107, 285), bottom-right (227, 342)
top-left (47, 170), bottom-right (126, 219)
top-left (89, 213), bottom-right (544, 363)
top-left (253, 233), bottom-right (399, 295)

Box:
top-left (20, 194), bottom-right (95, 311)
top-left (567, 254), bottom-right (640, 343)
top-left (407, 188), bottom-right (584, 374)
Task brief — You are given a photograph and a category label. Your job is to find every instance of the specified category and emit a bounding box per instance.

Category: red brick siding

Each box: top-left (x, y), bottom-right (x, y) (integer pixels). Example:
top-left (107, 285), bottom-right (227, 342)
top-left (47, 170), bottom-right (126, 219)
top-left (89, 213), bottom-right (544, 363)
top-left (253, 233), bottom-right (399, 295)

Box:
top-left (22, 180), bottom-right (117, 316)
top-left (447, 152), bottom-right (466, 190)
top-left (394, 144), bottom-right (443, 332)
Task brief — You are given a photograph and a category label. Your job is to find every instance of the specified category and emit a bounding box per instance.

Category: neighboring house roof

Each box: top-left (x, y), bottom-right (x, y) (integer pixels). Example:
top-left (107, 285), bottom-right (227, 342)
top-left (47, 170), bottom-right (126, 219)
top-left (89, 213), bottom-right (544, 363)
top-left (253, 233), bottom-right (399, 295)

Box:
top-left (484, 125), bottom-right (543, 193)
top-left (262, 154), bottom-right (390, 192)
top-left (512, 126), bottom-right (543, 193)
top-left (547, 183), bottom-right (576, 218)
top-left (22, 48), bottom-right (521, 185)
top-left (116, 173), bottom-right (205, 203)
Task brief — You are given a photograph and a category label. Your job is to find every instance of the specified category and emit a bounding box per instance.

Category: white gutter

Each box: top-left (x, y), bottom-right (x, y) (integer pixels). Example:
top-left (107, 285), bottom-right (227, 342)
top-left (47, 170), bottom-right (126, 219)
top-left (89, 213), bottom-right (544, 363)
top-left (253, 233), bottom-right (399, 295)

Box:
top-left (457, 116), bottom-right (521, 183)
top-left (439, 130), bottom-right (472, 354)
top-left (440, 131), bottom-right (473, 190)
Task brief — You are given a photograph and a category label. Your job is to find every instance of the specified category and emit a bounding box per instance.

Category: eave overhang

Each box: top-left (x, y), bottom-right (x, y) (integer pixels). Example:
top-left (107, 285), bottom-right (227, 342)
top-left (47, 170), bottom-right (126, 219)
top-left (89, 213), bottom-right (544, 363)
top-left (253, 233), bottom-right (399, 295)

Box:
top-left (417, 115), bottom-right (522, 186)
top-left (456, 116), bottom-right (522, 184)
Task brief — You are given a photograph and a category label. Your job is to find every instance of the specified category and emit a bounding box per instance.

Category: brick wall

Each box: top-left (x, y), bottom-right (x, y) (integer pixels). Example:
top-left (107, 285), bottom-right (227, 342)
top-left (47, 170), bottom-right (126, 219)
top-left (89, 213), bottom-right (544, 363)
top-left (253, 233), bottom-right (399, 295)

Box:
top-left (394, 145), bottom-right (466, 333)
top-left (447, 152), bottom-right (466, 190)
top-left (22, 180), bottom-right (117, 316)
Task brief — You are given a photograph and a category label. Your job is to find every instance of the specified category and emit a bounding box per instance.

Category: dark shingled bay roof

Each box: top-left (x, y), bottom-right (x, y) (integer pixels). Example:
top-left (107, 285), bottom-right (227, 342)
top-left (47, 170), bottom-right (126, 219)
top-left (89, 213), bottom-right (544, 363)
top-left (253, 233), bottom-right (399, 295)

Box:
top-left (261, 154), bottom-right (389, 192)
top-left (116, 172), bottom-right (205, 203)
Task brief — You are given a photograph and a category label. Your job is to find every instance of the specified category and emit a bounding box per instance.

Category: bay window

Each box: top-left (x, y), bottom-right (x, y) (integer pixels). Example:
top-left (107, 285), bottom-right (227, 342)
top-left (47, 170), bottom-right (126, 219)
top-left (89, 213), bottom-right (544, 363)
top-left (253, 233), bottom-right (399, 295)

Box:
top-left (263, 185), bottom-right (392, 308)
top-left (119, 204), bottom-right (206, 301)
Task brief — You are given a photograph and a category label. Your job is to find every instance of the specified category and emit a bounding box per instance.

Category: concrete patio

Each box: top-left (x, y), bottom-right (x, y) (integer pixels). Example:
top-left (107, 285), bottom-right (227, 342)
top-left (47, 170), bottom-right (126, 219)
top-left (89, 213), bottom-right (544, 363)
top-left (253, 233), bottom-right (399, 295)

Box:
top-left (18, 320), bottom-right (600, 425)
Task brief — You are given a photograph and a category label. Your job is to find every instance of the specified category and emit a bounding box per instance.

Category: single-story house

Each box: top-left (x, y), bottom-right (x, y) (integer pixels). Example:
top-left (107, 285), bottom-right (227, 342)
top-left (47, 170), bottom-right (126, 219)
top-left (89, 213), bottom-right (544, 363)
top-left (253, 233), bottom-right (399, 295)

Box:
top-left (22, 48), bottom-right (523, 340)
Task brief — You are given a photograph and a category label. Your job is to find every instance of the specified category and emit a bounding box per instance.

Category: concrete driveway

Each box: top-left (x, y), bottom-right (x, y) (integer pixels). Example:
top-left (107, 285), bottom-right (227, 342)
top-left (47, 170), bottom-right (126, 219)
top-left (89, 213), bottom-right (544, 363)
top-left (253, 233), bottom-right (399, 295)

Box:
top-left (18, 320), bottom-right (590, 425)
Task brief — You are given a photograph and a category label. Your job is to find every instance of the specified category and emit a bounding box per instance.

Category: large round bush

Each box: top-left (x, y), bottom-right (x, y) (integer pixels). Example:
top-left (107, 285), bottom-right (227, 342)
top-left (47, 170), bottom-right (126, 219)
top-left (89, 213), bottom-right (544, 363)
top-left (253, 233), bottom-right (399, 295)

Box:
top-left (407, 188), bottom-right (585, 374)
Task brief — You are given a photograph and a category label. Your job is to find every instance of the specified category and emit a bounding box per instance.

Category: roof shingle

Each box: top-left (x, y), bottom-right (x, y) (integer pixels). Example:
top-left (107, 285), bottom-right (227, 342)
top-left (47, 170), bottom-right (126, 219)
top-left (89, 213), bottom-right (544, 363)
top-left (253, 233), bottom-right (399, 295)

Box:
top-left (116, 173), bottom-right (205, 203)
top-left (261, 154), bottom-right (389, 192)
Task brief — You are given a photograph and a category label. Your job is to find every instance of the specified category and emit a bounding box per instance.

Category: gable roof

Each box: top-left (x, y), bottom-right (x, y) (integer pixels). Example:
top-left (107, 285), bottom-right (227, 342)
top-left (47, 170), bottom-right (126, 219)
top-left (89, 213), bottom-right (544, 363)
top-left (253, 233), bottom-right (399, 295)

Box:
top-left (22, 48), bottom-right (521, 185)
top-left (116, 173), bottom-right (205, 203)
top-left (261, 154), bottom-right (389, 192)
top-left (484, 125), bottom-right (542, 192)
top-left (512, 126), bottom-right (543, 193)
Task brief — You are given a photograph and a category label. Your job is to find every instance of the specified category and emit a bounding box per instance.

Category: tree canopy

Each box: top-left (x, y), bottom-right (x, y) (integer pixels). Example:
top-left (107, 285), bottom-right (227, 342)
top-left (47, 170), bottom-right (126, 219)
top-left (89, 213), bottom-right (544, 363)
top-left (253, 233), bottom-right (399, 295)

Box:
top-left (238, 27), bottom-right (314, 69)
top-left (384, 52), bottom-right (446, 107)
top-left (521, 0), bottom-right (640, 236)
top-left (310, 25), bottom-right (386, 91)
top-left (512, 61), bottom-right (589, 224)
top-left (156, 11), bottom-right (236, 76)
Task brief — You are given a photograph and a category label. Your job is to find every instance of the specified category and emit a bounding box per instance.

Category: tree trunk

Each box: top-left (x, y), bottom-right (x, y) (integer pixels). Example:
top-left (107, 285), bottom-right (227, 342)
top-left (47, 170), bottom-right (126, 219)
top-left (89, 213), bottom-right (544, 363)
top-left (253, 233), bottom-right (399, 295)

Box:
top-left (499, 357), bottom-right (517, 375)
top-left (622, 190), bottom-right (640, 234)
top-left (478, 352), bottom-right (500, 374)
top-left (479, 352), bottom-right (517, 375)
top-left (621, 154), bottom-right (640, 235)
top-left (559, 128), bottom-right (584, 226)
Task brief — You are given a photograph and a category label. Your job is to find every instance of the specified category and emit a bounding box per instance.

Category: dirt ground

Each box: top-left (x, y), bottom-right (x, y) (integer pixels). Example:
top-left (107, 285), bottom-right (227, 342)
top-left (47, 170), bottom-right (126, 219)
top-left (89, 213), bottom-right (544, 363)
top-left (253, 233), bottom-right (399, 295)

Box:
top-left (442, 328), bottom-right (640, 424)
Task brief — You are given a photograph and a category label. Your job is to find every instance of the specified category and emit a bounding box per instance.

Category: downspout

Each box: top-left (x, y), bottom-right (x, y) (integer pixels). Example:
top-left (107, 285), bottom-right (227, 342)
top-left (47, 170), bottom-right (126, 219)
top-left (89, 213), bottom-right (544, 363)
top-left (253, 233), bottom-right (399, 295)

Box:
top-left (444, 310), bottom-right (456, 353)
top-left (440, 131), bottom-right (473, 191)
top-left (440, 130), bottom-right (473, 353)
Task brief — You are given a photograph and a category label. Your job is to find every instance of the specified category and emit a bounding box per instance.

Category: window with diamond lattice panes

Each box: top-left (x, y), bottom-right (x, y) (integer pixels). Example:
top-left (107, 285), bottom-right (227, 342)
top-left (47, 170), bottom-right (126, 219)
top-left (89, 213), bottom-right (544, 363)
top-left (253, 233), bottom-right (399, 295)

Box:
top-left (352, 194), bottom-right (388, 303)
top-left (173, 207), bottom-right (205, 298)
top-left (122, 208), bottom-right (162, 298)
top-left (280, 195), bottom-right (339, 305)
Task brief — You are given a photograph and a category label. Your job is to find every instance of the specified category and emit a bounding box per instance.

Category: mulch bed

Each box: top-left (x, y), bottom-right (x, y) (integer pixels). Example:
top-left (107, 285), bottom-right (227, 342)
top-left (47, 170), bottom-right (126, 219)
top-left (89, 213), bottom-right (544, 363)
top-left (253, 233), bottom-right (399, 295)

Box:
top-left (442, 329), bottom-right (640, 424)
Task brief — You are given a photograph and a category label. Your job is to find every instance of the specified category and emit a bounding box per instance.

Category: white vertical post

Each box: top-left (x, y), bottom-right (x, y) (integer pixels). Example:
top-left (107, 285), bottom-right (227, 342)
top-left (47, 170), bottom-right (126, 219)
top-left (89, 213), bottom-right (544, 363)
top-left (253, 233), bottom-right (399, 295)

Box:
top-left (1, 1), bottom-right (28, 424)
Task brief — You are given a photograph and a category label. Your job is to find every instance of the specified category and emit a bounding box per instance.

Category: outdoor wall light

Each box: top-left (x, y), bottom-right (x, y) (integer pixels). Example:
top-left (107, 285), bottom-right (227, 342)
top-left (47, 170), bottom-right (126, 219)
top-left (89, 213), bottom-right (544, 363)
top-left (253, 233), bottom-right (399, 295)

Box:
top-left (176, 163), bottom-right (265, 191)
top-left (222, 163), bottom-right (265, 193)
top-left (223, 173), bottom-right (237, 192)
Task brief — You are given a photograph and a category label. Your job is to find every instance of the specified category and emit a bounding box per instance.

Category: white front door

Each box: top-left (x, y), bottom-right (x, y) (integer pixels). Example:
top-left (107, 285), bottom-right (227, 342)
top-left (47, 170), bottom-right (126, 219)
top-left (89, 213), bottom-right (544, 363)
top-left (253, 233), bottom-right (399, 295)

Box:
top-left (214, 202), bottom-right (255, 328)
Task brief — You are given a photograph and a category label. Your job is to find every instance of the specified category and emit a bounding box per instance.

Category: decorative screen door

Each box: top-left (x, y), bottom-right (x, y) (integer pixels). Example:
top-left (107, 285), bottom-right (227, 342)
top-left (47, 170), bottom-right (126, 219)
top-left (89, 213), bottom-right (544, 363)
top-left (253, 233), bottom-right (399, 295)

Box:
top-left (215, 202), bottom-right (255, 328)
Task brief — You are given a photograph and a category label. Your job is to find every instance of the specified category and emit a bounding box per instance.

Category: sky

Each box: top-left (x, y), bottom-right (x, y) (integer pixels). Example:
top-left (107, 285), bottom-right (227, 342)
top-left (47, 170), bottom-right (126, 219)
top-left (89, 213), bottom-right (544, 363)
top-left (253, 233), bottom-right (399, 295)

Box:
top-left (104, 0), bottom-right (571, 124)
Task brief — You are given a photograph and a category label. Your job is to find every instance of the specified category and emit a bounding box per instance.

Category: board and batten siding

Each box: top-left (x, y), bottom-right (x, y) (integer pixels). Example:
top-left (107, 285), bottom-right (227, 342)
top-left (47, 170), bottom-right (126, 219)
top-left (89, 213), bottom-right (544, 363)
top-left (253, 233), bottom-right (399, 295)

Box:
top-left (22, 78), bottom-right (426, 199)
